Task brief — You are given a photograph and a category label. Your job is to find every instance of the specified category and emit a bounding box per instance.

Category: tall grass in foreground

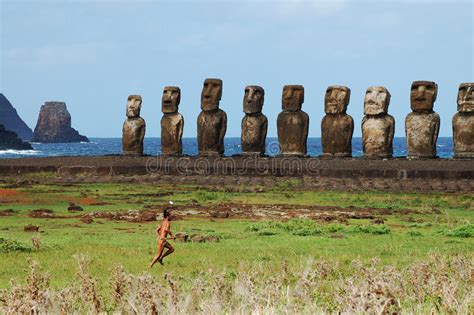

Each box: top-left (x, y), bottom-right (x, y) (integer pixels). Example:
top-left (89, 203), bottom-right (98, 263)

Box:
top-left (0, 253), bottom-right (472, 314)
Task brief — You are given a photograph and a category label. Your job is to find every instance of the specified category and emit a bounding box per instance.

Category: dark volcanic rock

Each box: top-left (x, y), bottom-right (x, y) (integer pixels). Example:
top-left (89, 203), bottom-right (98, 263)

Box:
top-left (29, 209), bottom-right (56, 218)
top-left (0, 124), bottom-right (33, 150)
top-left (32, 102), bottom-right (88, 143)
top-left (80, 217), bottom-right (93, 224)
top-left (0, 94), bottom-right (34, 140)
top-left (174, 232), bottom-right (189, 242)
top-left (24, 224), bottom-right (39, 232)
top-left (67, 203), bottom-right (84, 212)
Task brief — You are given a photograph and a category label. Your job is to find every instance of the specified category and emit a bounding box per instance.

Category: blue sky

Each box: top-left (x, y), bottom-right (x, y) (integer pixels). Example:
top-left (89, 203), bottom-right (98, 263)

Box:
top-left (1, 0), bottom-right (472, 138)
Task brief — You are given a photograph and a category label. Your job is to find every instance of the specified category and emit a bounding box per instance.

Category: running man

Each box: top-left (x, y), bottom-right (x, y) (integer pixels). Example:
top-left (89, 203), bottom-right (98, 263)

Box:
top-left (149, 209), bottom-right (175, 268)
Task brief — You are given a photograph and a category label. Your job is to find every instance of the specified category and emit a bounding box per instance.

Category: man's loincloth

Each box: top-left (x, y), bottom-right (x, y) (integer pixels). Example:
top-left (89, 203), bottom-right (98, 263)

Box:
top-left (158, 238), bottom-right (170, 247)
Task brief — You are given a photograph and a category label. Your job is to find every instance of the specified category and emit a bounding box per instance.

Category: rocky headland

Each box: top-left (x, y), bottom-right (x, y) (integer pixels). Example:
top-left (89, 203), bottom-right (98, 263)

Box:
top-left (0, 93), bottom-right (34, 140)
top-left (0, 124), bottom-right (33, 150)
top-left (32, 102), bottom-right (89, 143)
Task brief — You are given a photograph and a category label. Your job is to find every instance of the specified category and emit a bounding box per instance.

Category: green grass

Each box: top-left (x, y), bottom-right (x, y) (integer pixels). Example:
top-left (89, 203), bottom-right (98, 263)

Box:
top-left (0, 182), bottom-right (472, 291)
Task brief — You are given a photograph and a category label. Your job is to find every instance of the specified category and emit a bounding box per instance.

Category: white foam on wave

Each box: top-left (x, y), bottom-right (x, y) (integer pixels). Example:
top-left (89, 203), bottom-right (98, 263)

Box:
top-left (0, 149), bottom-right (41, 155)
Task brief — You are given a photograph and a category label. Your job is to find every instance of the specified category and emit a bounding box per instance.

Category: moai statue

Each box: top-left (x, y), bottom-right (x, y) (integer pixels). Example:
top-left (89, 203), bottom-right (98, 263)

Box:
top-left (277, 85), bottom-right (309, 156)
top-left (241, 85), bottom-right (268, 156)
top-left (197, 78), bottom-right (227, 156)
top-left (122, 95), bottom-right (145, 156)
top-left (405, 81), bottom-right (440, 158)
top-left (161, 86), bottom-right (184, 156)
top-left (362, 86), bottom-right (395, 158)
top-left (453, 83), bottom-right (474, 159)
top-left (321, 85), bottom-right (354, 157)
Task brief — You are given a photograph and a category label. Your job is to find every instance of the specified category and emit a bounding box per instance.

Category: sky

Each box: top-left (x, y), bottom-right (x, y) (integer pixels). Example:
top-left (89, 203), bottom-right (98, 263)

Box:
top-left (1, 0), bottom-right (473, 138)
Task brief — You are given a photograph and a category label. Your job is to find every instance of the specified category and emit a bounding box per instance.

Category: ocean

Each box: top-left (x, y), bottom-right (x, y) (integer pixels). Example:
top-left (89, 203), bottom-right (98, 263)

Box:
top-left (0, 137), bottom-right (455, 159)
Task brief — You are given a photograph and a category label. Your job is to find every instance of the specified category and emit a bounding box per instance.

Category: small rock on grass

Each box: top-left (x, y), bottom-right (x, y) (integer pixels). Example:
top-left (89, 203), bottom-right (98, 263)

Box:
top-left (68, 203), bottom-right (83, 212)
top-left (24, 224), bottom-right (39, 232)
top-left (210, 211), bottom-right (230, 219)
top-left (205, 235), bottom-right (219, 242)
top-left (191, 235), bottom-right (206, 243)
top-left (174, 232), bottom-right (189, 242)
top-left (190, 234), bottom-right (220, 243)
top-left (372, 219), bottom-right (385, 225)
top-left (80, 217), bottom-right (93, 224)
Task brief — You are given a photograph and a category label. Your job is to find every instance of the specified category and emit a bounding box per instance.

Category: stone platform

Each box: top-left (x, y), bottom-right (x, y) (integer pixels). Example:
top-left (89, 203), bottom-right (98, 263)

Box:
top-left (0, 156), bottom-right (472, 194)
top-left (0, 156), bottom-right (472, 178)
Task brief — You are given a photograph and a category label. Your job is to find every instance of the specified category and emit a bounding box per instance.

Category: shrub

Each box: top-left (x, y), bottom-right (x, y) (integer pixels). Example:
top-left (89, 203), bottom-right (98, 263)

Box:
top-left (247, 221), bottom-right (391, 237)
top-left (407, 222), bottom-right (432, 228)
top-left (0, 237), bottom-right (32, 253)
top-left (407, 231), bottom-right (423, 237)
top-left (348, 225), bottom-right (391, 235)
top-left (247, 219), bottom-right (323, 236)
top-left (442, 224), bottom-right (474, 238)
top-left (257, 229), bottom-right (278, 236)
top-left (195, 191), bottom-right (228, 202)
top-left (325, 224), bottom-right (345, 233)
top-left (272, 179), bottom-right (301, 192)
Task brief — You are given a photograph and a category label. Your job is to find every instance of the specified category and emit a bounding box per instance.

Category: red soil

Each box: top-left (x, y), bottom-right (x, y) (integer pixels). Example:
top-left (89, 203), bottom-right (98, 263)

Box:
top-left (0, 189), bottom-right (21, 198)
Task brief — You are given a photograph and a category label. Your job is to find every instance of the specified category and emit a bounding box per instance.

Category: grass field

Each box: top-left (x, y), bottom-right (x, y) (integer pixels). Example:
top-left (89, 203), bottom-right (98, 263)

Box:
top-left (0, 180), bottom-right (472, 313)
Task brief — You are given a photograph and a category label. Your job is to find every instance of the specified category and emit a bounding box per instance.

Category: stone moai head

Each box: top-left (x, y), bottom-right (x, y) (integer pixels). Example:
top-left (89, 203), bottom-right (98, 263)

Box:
top-left (126, 95), bottom-right (142, 118)
top-left (162, 86), bottom-right (181, 114)
top-left (201, 78), bottom-right (222, 111)
top-left (325, 85), bottom-right (351, 114)
top-left (243, 85), bottom-right (264, 114)
top-left (457, 83), bottom-right (474, 113)
top-left (410, 81), bottom-right (437, 111)
top-left (282, 85), bottom-right (304, 112)
top-left (364, 86), bottom-right (391, 115)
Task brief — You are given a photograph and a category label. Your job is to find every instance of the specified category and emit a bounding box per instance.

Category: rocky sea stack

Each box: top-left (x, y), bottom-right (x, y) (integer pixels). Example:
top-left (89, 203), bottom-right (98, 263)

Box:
top-left (32, 102), bottom-right (89, 143)
top-left (0, 124), bottom-right (33, 150)
top-left (0, 93), bottom-right (34, 140)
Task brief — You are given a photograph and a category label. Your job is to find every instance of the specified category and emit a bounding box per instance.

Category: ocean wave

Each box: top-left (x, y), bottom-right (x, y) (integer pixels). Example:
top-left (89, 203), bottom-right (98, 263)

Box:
top-left (0, 149), bottom-right (41, 155)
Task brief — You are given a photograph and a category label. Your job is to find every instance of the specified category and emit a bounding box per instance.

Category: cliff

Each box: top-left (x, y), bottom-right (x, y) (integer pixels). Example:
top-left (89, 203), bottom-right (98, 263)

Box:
top-left (32, 102), bottom-right (89, 143)
top-left (0, 124), bottom-right (34, 150)
top-left (0, 94), bottom-right (34, 140)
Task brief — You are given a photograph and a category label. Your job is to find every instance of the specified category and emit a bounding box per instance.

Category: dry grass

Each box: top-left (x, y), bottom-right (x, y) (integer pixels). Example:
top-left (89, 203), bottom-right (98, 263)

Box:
top-left (0, 253), bottom-right (472, 314)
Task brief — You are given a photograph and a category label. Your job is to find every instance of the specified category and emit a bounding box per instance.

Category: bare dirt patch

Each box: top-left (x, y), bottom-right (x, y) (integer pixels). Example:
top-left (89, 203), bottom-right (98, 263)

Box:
top-left (166, 203), bottom-right (418, 221)
top-left (85, 203), bottom-right (418, 223)
top-left (29, 209), bottom-right (56, 218)
top-left (0, 209), bottom-right (17, 216)
top-left (80, 217), bottom-right (93, 224)
top-left (28, 209), bottom-right (72, 219)
top-left (85, 210), bottom-right (163, 223)
top-left (78, 197), bottom-right (106, 205)
top-left (24, 224), bottom-right (39, 232)
top-left (0, 189), bottom-right (21, 198)
top-left (0, 189), bottom-right (31, 204)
